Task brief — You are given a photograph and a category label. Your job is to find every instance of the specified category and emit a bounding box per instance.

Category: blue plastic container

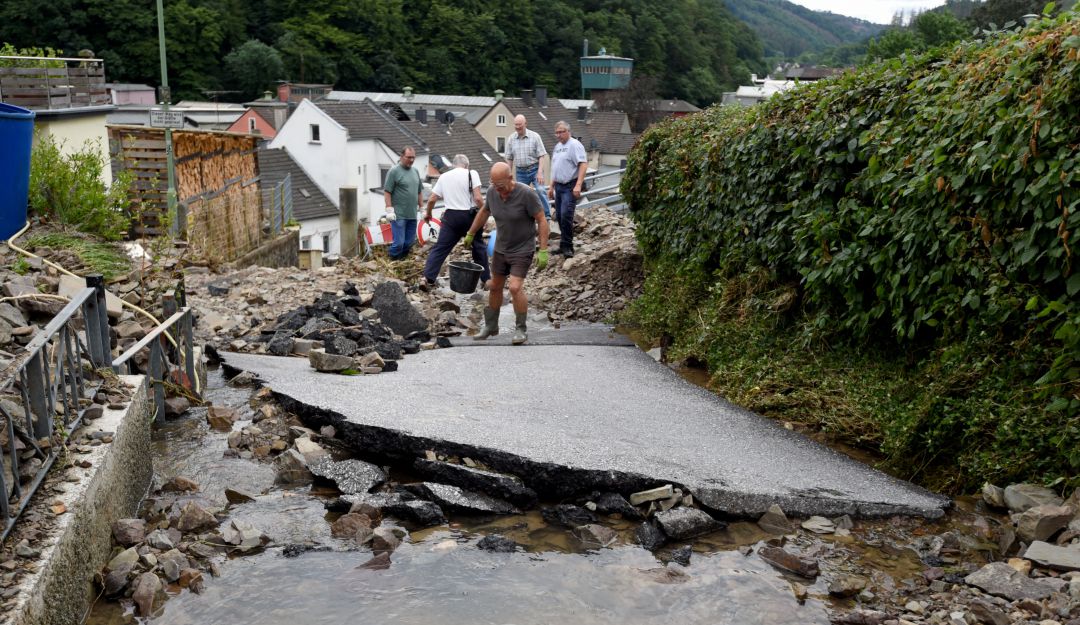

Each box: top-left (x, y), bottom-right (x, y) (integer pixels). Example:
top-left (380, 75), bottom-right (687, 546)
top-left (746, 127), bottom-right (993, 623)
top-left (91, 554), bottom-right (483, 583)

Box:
top-left (0, 103), bottom-right (35, 240)
top-left (487, 229), bottom-right (497, 257)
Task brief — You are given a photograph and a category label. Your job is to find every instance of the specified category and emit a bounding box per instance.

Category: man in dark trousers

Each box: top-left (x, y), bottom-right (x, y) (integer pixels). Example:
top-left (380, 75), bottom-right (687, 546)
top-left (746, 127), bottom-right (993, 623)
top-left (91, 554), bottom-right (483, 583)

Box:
top-left (382, 146), bottom-right (423, 260)
top-left (547, 121), bottom-right (588, 257)
top-left (463, 162), bottom-right (549, 345)
top-left (421, 154), bottom-right (490, 288)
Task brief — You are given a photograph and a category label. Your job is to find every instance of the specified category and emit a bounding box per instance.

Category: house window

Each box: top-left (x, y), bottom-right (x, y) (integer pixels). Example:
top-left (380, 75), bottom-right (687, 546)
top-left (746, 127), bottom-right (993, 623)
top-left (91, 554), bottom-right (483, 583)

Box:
top-left (310, 124), bottom-right (320, 142)
top-left (248, 117), bottom-right (257, 132)
top-left (380, 166), bottom-right (391, 187)
top-left (497, 137), bottom-right (506, 153)
top-left (301, 235), bottom-right (312, 250)
top-left (496, 114), bottom-right (507, 126)
top-left (322, 234), bottom-right (331, 253)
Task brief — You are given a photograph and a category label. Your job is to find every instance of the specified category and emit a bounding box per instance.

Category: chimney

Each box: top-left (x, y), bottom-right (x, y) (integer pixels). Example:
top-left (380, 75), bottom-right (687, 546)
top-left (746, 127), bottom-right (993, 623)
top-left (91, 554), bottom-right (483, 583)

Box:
top-left (521, 89), bottom-right (533, 107)
top-left (577, 106), bottom-right (588, 121)
top-left (416, 108), bottom-right (428, 124)
top-left (494, 89), bottom-right (504, 102)
top-left (434, 108), bottom-right (446, 123)
top-left (403, 86), bottom-right (414, 101)
top-left (535, 85), bottom-right (547, 107)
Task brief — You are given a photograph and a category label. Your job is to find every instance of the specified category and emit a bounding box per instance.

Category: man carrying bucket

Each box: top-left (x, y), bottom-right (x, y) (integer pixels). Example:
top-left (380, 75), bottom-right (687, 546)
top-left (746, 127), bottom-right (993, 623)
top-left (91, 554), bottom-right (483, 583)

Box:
top-left (420, 154), bottom-right (490, 289)
top-left (463, 162), bottom-right (549, 345)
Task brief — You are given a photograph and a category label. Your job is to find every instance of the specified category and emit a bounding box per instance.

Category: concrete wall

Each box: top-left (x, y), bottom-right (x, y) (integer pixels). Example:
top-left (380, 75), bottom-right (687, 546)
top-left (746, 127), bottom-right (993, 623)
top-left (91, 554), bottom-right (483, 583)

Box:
top-left (10, 375), bottom-right (152, 625)
top-left (34, 114), bottom-right (113, 186)
top-left (228, 228), bottom-right (300, 269)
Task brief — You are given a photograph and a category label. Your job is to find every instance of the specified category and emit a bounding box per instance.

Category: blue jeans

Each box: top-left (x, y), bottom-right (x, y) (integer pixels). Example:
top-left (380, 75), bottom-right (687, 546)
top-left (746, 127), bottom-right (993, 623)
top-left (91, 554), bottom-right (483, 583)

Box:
top-left (553, 181), bottom-right (578, 253)
top-left (388, 218), bottom-right (417, 259)
top-left (422, 209), bottom-right (490, 283)
top-left (515, 166), bottom-right (551, 219)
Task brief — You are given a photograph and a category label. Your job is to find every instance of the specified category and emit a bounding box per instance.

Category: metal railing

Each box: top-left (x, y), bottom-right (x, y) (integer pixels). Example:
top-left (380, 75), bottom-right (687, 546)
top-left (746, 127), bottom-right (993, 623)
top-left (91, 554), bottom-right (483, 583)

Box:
top-left (577, 168), bottom-right (625, 211)
top-left (0, 55), bottom-right (109, 111)
top-left (268, 173), bottom-right (293, 234)
top-left (111, 294), bottom-right (195, 423)
top-left (0, 277), bottom-right (112, 542)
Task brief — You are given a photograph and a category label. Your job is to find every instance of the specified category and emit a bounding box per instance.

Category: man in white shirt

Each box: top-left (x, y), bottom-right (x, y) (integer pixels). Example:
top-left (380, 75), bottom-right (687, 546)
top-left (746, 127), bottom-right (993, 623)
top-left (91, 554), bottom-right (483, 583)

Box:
top-left (421, 154), bottom-right (490, 287)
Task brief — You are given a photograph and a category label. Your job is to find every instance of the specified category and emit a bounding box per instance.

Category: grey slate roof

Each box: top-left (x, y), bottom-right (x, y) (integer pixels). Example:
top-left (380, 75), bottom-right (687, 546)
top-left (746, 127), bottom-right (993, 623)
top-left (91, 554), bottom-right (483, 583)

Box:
top-left (499, 98), bottom-right (639, 157)
top-left (318, 100), bottom-right (426, 155)
top-left (257, 147), bottom-right (338, 221)
top-left (315, 99), bottom-right (504, 182)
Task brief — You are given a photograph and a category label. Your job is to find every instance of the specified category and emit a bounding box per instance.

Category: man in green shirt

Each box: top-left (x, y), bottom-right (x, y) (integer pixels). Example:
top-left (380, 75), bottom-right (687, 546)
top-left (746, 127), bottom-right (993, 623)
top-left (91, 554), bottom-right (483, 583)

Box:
top-left (383, 146), bottom-right (424, 260)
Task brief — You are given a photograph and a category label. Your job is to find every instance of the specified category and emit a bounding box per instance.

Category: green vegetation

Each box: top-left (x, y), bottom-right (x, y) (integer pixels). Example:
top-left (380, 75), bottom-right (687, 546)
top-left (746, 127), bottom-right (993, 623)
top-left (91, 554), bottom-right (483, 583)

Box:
top-left (28, 134), bottom-right (131, 241)
top-left (724, 0), bottom-right (884, 60)
top-left (25, 233), bottom-right (130, 281)
top-left (10, 258), bottom-right (30, 275)
top-left (0, 0), bottom-right (763, 106)
top-left (622, 12), bottom-right (1080, 493)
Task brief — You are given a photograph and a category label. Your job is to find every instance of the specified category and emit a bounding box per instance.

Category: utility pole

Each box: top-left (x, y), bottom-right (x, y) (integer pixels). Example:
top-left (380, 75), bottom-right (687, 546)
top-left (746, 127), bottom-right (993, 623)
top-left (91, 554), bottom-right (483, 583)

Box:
top-left (156, 0), bottom-right (181, 237)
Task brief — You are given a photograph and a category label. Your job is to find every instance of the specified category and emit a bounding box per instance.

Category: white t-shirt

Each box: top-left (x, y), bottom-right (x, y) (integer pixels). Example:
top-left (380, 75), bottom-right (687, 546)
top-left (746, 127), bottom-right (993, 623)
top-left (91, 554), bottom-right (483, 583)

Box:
top-left (431, 168), bottom-right (481, 211)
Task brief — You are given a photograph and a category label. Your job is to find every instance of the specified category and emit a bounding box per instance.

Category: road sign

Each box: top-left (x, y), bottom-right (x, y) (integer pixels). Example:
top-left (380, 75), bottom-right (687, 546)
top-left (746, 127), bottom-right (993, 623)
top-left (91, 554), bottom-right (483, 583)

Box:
top-left (150, 110), bottom-right (184, 128)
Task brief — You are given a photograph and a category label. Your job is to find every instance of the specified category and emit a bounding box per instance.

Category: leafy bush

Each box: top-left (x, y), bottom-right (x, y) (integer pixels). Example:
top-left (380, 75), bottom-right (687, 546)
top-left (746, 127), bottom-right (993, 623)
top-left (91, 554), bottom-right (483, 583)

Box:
top-left (28, 134), bottom-right (132, 241)
top-left (622, 12), bottom-right (1080, 490)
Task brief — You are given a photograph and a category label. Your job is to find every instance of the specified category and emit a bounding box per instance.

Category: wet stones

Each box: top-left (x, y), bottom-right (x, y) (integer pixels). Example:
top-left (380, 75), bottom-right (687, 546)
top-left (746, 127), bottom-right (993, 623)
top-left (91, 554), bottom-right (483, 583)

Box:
top-left (635, 522), bottom-right (666, 551)
top-left (589, 492), bottom-right (642, 520)
top-left (758, 545), bottom-right (820, 579)
top-left (477, 535), bottom-right (521, 553)
top-left (575, 524), bottom-right (618, 548)
top-left (331, 513), bottom-right (375, 540)
top-left (653, 507), bottom-right (724, 540)
top-left (403, 482), bottom-right (519, 515)
top-left (412, 459), bottom-right (538, 508)
top-left (176, 502), bottom-right (218, 533)
top-left (343, 493), bottom-right (447, 527)
top-left (309, 457), bottom-right (386, 495)
top-left (274, 449), bottom-right (313, 484)
top-left (132, 571), bottom-right (162, 616)
top-left (757, 504), bottom-right (794, 535)
top-left (964, 562), bottom-right (1058, 601)
top-left (629, 484), bottom-right (674, 506)
top-left (220, 520), bottom-right (270, 553)
top-left (542, 504), bottom-right (597, 528)
top-left (1022, 541), bottom-right (1080, 571)
top-left (111, 519), bottom-right (147, 547)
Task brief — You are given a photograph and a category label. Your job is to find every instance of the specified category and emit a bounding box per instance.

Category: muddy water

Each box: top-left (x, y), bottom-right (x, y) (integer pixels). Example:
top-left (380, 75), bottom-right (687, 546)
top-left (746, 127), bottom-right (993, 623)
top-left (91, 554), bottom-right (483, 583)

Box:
top-left (84, 367), bottom-right (846, 624)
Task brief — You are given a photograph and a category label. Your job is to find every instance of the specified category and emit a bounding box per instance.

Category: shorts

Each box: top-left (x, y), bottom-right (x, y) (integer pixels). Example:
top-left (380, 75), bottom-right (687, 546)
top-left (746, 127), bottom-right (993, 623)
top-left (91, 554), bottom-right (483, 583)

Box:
top-left (490, 250), bottom-right (534, 278)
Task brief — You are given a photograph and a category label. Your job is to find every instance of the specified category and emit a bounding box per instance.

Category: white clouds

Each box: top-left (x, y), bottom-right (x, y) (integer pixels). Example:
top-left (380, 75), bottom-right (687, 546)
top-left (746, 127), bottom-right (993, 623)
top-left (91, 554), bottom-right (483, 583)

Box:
top-left (784, 0), bottom-right (944, 24)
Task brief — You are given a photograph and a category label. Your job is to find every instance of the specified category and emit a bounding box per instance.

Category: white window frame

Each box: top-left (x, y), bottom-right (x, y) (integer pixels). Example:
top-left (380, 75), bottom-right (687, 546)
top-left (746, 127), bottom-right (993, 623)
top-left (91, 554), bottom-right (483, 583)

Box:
top-left (496, 114), bottom-right (507, 126)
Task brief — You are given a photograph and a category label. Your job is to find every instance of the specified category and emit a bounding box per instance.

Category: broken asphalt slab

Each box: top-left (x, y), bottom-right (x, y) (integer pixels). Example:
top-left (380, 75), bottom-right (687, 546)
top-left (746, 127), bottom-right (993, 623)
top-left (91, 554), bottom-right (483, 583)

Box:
top-left (221, 341), bottom-right (949, 519)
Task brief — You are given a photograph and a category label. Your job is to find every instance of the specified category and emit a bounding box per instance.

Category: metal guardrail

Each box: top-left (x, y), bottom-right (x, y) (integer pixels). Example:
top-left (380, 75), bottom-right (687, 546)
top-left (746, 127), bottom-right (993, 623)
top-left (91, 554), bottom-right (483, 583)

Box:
top-left (111, 297), bottom-right (195, 423)
top-left (577, 168), bottom-right (625, 211)
top-left (0, 277), bottom-right (112, 542)
top-left (269, 173), bottom-right (293, 234)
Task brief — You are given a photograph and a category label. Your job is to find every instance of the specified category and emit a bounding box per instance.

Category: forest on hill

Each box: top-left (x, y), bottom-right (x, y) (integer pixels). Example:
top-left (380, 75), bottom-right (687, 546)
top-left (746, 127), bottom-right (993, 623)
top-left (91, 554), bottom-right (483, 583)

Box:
top-left (723, 0), bottom-right (885, 59)
top-left (0, 0), bottom-right (765, 105)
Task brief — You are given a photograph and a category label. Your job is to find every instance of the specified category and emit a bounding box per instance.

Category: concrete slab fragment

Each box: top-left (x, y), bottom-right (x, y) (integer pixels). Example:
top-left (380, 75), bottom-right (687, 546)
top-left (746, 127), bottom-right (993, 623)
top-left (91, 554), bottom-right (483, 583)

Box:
top-left (221, 348), bottom-right (949, 519)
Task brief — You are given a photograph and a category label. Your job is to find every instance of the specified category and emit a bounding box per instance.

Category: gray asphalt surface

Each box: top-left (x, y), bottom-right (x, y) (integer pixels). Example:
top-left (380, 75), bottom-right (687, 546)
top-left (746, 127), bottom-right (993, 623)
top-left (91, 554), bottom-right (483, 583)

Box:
top-left (223, 332), bottom-right (948, 518)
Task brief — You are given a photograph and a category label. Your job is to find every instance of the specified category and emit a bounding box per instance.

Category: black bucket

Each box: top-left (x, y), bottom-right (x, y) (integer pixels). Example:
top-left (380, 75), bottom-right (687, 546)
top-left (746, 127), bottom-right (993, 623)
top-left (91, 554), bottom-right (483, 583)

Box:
top-left (448, 261), bottom-right (483, 294)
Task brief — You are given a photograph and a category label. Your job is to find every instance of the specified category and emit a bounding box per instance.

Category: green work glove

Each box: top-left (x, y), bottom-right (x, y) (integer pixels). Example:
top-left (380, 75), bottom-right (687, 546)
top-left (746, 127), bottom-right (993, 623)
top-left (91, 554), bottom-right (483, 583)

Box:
top-left (463, 232), bottom-right (475, 248)
top-left (536, 249), bottom-right (549, 270)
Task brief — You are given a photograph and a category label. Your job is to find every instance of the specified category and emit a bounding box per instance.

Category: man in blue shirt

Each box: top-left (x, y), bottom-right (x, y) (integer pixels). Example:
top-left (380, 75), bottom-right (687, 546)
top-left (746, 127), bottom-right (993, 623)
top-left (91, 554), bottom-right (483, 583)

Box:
top-left (547, 121), bottom-right (588, 257)
top-left (383, 146), bottom-right (423, 260)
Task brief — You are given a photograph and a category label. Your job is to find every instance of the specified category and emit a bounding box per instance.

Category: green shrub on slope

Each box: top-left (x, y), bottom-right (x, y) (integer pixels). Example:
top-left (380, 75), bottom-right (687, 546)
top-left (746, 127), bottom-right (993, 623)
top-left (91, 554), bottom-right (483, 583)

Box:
top-left (623, 12), bottom-right (1080, 491)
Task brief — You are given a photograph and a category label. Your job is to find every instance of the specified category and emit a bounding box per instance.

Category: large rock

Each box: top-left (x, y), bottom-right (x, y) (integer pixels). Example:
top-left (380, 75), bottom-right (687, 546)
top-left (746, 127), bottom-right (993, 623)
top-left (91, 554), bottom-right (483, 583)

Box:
top-left (102, 562), bottom-right (133, 597)
top-left (324, 335), bottom-right (359, 357)
top-left (0, 302), bottom-right (27, 327)
top-left (308, 349), bottom-right (354, 372)
top-left (1016, 504), bottom-right (1073, 543)
top-left (758, 545), bottom-right (820, 579)
top-left (757, 504), bottom-right (794, 535)
top-left (221, 520), bottom-right (269, 552)
top-left (145, 529), bottom-right (175, 551)
top-left (177, 502), bottom-right (218, 533)
top-left (309, 457), bottom-right (386, 495)
top-left (1004, 483), bottom-right (1063, 513)
top-left (964, 561), bottom-right (1057, 600)
top-left (541, 504), bottom-right (596, 528)
top-left (477, 534), bottom-right (521, 553)
top-left (58, 274), bottom-right (123, 318)
top-left (158, 549), bottom-right (190, 582)
top-left (575, 524), bottom-right (618, 548)
top-left (635, 522), bottom-right (666, 551)
top-left (206, 406), bottom-right (239, 431)
top-left (111, 518), bottom-right (147, 547)
top-left (591, 492), bottom-right (643, 520)
top-left (654, 507), bottom-right (724, 540)
top-left (331, 513), bottom-right (375, 539)
top-left (371, 282), bottom-right (428, 336)
top-left (412, 459), bottom-right (537, 507)
top-left (343, 493), bottom-right (446, 527)
top-left (274, 449), bottom-right (313, 484)
top-left (403, 482), bottom-right (518, 515)
top-left (132, 572), bottom-right (162, 616)
top-left (293, 436), bottom-right (330, 464)
top-left (1021, 541), bottom-right (1080, 571)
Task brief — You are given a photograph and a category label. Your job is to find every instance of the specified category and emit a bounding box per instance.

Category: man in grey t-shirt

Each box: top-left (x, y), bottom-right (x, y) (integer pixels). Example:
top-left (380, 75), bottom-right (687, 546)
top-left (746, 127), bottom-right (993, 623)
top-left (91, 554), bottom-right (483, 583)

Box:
top-left (462, 162), bottom-right (550, 345)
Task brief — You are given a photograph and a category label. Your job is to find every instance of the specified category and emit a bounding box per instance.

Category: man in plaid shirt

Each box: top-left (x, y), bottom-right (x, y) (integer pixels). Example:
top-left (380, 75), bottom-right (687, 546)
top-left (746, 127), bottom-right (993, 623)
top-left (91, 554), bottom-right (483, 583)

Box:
top-left (504, 114), bottom-right (552, 221)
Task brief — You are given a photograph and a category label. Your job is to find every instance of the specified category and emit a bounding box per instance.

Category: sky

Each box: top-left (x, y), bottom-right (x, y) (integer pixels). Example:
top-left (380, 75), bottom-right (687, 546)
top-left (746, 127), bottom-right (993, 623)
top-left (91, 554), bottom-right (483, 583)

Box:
top-left (785, 0), bottom-right (944, 24)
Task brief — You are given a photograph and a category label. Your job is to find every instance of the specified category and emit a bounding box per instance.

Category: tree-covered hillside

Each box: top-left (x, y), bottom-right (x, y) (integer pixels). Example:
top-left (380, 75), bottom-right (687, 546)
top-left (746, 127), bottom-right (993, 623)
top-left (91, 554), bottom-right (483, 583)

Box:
top-left (0, 0), bottom-right (765, 106)
top-left (723, 0), bottom-right (885, 59)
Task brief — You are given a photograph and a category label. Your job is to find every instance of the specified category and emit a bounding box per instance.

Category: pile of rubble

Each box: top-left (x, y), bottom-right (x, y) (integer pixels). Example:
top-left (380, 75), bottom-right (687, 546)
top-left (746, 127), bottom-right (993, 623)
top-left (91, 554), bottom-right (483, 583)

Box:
top-left (531, 207), bottom-right (644, 323)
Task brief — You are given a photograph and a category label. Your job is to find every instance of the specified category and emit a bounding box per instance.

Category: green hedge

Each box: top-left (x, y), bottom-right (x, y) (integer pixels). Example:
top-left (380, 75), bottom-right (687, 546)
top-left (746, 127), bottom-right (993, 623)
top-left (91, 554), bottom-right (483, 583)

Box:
top-left (622, 13), bottom-right (1080, 490)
